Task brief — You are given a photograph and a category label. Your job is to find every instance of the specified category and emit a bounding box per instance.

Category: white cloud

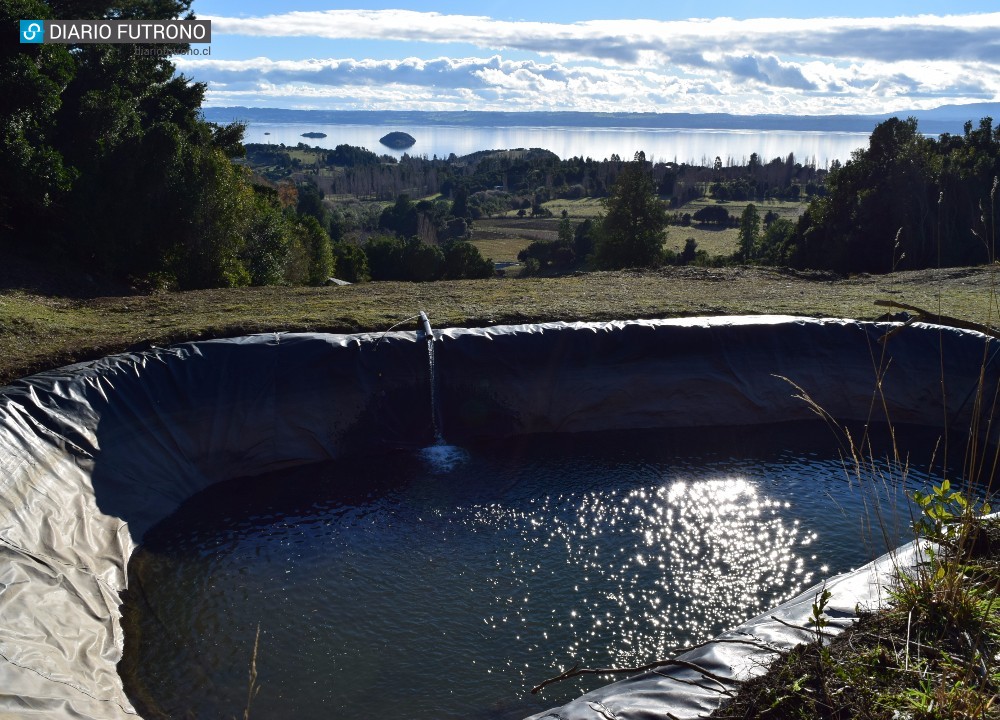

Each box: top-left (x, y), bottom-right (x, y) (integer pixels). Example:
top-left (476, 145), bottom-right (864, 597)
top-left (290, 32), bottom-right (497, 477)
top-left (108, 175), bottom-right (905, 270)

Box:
top-left (178, 51), bottom-right (999, 115)
top-left (204, 10), bottom-right (1000, 65)
top-left (181, 10), bottom-right (1000, 114)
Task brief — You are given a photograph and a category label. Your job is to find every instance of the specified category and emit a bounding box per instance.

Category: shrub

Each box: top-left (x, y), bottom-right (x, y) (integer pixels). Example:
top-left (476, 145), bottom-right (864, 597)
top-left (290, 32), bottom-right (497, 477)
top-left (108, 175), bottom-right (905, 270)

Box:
top-left (364, 235), bottom-right (407, 280)
top-left (443, 242), bottom-right (494, 279)
top-left (331, 242), bottom-right (370, 282)
top-left (692, 205), bottom-right (731, 225)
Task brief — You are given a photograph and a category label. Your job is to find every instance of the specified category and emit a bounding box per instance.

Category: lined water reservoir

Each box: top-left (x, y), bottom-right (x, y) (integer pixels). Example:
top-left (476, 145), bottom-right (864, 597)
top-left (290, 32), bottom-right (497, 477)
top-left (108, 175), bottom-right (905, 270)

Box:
top-left (121, 422), bottom-right (954, 720)
top-left (1, 318), bottom-right (994, 720)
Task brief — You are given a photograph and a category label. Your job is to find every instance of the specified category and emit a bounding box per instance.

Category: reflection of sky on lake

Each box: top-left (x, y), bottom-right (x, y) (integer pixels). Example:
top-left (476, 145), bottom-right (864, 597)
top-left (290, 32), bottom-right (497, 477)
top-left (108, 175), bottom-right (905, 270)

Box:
top-left (242, 123), bottom-right (869, 167)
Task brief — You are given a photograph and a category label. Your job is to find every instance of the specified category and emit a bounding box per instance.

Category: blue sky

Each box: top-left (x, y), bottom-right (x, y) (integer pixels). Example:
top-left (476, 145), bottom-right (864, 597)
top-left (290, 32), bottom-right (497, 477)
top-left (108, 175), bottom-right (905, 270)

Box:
top-left (178, 1), bottom-right (1000, 114)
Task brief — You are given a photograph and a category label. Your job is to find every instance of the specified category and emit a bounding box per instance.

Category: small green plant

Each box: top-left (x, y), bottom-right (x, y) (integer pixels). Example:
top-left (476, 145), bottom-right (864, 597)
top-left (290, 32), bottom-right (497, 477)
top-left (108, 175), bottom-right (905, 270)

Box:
top-left (912, 479), bottom-right (991, 551)
top-left (806, 586), bottom-right (832, 640)
top-left (896, 481), bottom-right (994, 635)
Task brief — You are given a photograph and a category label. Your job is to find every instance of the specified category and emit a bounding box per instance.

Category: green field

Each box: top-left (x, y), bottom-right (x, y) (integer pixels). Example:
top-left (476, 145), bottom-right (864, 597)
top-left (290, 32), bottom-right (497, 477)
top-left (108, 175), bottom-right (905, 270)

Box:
top-left (286, 147), bottom-right (327, 164)
top-left (681, 197), bottom-right (808, 220)
top-left (540, 197), bottom-right (607, 218)
top-left (471, 217), bottom-right (560, 270)
top-left (664, 226), bottom-right (739, 257)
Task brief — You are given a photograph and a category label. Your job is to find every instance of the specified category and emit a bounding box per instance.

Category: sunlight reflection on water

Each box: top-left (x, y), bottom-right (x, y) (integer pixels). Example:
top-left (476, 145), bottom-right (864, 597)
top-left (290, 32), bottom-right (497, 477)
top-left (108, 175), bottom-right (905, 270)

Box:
top-left (126, 424), bottom-right (948, 720)
top-left (467, 476), bottom-right (814, 668)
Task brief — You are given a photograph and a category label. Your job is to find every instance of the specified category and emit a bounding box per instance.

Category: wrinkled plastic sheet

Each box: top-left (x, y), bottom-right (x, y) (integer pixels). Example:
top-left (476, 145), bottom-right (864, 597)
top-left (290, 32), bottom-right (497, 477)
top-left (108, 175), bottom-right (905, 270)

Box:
top-left (0, 316), bottom-right (994, 719)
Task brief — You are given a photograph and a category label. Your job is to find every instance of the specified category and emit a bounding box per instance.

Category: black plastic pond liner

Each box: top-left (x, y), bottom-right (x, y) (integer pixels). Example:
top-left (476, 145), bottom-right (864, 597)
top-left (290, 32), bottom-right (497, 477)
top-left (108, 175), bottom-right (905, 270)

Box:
top-left (0, 316), bottom-right (995, 719)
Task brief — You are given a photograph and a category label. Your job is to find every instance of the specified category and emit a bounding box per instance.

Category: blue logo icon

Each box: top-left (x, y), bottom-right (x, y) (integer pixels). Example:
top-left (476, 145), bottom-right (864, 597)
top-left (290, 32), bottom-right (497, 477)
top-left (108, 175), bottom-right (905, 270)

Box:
top-left (20, 20), bottom-right (44, 43)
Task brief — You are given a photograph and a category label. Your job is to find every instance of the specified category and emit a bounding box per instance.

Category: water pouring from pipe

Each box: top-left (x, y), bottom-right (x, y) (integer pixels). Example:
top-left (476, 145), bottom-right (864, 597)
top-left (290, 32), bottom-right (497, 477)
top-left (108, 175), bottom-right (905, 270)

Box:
top-left (417, 310), bottom-right (468, 473)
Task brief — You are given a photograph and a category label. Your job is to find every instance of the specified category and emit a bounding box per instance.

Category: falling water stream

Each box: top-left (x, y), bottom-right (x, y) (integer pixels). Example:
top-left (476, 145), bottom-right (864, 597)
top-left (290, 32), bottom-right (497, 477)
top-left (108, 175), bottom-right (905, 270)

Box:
top-left (417, 310), bottom-right (468, 472)
top-left (419, 311), bottom-right (444, 445)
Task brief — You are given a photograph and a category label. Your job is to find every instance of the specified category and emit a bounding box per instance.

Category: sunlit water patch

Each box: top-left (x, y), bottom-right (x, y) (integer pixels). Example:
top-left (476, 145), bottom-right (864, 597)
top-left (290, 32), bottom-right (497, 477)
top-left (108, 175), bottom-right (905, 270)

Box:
top-left (122, 423), bottom-right (957, 720)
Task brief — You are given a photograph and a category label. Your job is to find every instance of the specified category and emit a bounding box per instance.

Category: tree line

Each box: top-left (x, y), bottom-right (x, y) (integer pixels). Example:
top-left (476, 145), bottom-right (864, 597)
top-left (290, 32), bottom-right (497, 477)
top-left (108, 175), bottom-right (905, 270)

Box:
top-left (517, 115), bottom-right (1000, 276)
top-left (255, 141), bottom-right (827, 212)
top-left (4, 0), bottom-right (994, 290)
top-left (294, 186), bottom-right (493, 283)
top-left (790, 117), bottom-right (999, 272)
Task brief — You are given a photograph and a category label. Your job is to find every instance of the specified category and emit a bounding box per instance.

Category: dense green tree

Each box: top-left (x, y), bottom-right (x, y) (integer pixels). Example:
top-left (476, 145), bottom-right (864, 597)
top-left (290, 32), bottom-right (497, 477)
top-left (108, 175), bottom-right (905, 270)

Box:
top-left (296, 182), bottom-right (328, 228)
top-left (443, 242), bottom-right (493, 279)
top-left (574, 218), bottom-right (596, 260)
top-left (1, 0), bottom-right (299, 289)
top-left (166, 145), bottom-right (257, 289)
top-left (757, 218), bottom-right (797, 266)
top-left (404, 239), bottom-right (445, 282)
top-left (0, 1), bottom-right (76, 240)
top-left (517, 238), bottom-right (576, 275)
top-left (737, 204), bottom-right (760, 263)
top-left (451, 186), bottom-right (470, 219)
top-left (557, 216), bottom-right (574, 244)
top-left (242, 191), bottom-right (291, 286)
top-left (379, 194), bottom-right (419, 238)
top-left (327, 143), bottom-right (381, 167)
top-left (364, 235), bottom-right (407, 280)
top-left (936, 118), bottom-right (1000, 265)
top-left (592, 151), bottom-right (668, 269)
top-left (692, 205), bottom-right (731, 225)
top-left (792, 117), bottom-right (940, 273)
top-left (679, 238), bottom-right (698, 265)
top-left (331, 242), bottom-right (370, 283)
top-left (294, 215), bottom-right (334, 286)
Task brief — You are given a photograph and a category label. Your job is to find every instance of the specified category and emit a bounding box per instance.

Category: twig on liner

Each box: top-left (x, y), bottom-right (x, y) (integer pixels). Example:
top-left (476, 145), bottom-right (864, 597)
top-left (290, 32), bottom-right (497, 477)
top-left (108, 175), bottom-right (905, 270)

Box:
top-left (650, 668), bottom-right (737, 696)
top-left (529, 636), bottom-right (781, 695)
top-left (531, 657), bottom-right (741, 695)
top-left (874, 299), bottom-right (1000, 340)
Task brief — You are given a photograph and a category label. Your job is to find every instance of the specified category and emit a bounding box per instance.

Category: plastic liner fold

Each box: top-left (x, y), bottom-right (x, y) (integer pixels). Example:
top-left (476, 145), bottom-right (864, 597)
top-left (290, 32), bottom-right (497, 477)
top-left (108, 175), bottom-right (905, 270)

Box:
top-left (0, 316), bottom-right (994, 719)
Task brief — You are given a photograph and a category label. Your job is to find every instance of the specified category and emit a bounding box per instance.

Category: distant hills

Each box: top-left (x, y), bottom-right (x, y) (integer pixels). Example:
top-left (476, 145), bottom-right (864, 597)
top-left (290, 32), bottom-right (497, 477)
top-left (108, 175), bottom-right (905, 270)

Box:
top-left (202, 103), bottom-right (1000, 136)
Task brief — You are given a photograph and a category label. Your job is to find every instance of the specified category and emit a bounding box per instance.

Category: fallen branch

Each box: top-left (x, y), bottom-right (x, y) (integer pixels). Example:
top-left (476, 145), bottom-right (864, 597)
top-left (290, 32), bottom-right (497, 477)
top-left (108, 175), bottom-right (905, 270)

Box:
top-left (529, 636), bottom-right (782, 696)
top-left (874, 299), bottom-right (1000, 340)
top-left (531, 657), bottom-right (741, 695)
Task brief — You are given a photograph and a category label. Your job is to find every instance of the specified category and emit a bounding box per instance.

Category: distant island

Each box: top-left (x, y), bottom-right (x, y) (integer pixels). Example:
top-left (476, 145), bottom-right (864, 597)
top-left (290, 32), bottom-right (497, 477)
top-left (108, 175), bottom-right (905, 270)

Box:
top-left (380, 131), bottom-right (416, 149)
top-left (301, 131), bottom-right (327, 139)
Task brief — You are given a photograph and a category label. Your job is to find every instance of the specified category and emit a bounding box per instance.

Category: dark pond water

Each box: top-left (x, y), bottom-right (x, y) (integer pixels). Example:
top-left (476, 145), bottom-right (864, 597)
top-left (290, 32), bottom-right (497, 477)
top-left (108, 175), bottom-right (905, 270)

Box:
top-left (122, 423), bottom-right (960, 720)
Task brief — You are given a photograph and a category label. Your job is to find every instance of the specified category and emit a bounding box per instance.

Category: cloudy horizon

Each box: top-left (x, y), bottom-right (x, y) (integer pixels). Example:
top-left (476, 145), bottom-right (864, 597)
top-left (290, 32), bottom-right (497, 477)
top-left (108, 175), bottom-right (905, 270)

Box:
top-left (180, 3), bottom-right (1000, 116)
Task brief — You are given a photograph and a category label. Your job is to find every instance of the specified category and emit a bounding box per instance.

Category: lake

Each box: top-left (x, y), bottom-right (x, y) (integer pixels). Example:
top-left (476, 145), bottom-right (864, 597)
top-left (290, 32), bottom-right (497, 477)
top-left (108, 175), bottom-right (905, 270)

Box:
top-left (240, 122), bottom-right (870, 168)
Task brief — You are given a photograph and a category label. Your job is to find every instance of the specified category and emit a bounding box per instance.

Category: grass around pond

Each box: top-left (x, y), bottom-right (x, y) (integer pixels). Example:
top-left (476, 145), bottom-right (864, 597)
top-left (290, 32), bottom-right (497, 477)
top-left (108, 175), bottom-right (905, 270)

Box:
top-left (0, 265), bottom-right (995, 386)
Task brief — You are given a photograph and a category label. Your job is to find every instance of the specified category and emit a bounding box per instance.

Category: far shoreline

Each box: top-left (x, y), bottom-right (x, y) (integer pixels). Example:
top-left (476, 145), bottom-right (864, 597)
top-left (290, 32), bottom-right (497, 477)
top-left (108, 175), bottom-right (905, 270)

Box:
top-left (202, 103), bottom-right (1000, 136)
